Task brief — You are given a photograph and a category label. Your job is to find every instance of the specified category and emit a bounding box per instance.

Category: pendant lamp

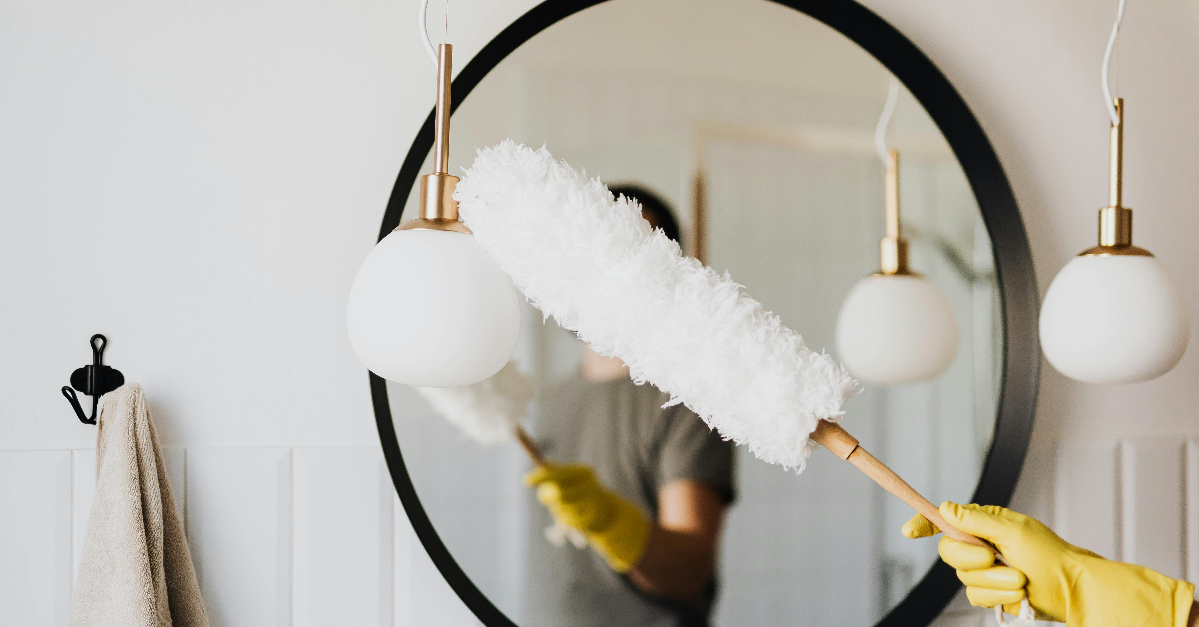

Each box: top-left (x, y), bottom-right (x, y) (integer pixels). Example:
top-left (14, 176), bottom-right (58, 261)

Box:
top-left (1038, 0), bottom-right (1189, 385)
top-left (835, 79), bottom-right (959, 386)
top-left (347, 6), bottom-right (520, 387)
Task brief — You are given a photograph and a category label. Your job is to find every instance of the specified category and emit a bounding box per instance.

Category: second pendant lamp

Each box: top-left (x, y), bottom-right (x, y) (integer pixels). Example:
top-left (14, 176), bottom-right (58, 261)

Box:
top-left (1038, 98), bottom-right (1189, 384)
top-left (1038, 0), bottom-right (1189, 385)
top-left (346, 5), bottom-right (521, 387)
top-left (835, 79), bottom-right (959, 386)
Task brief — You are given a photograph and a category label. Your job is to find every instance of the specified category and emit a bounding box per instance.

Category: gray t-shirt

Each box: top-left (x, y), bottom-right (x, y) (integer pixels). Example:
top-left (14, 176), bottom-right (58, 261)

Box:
top-left (524, 376), bottom-right (735, 627)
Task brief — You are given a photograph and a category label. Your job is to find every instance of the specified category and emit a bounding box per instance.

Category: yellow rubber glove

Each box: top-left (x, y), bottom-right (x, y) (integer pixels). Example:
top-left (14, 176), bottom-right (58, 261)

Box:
top-left (525, 463), bottom-right (651, 573)
top-left (903, 502), bottom-right (1196, 627)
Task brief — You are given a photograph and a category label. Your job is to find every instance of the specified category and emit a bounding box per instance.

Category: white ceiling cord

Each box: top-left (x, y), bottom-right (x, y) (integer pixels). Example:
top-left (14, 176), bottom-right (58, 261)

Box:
top-left (874, 76), bottom-right (901, 169)
top-left (418, 0), bottom-right (437, 64)
top-left (1101, 0), bottom-right (1127, 125)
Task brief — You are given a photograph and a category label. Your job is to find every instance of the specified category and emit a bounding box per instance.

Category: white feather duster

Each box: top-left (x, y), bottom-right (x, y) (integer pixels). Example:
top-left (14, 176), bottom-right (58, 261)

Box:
top-left (417, 361), bottom-right (587, 549)
top-left (455, 141), bottom-right (859, 472)
top-left (416, 360), bottom-right (533, 445)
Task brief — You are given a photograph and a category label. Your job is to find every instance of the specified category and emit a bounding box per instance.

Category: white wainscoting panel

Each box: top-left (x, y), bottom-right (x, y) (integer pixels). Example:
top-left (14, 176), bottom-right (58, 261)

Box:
top-left (293, 447), bottom-right (393, 627)
top-left (0, 450), bottom-right (73, 627)
top-left (1054, 440), bottom-right (1120, 560)
top-left (1187, 439), bottom-right (1199, 583)
top-left (1010, 437), bottom-right (1056, 525)
top-left (4, 436), bottom-right (1196, 627)
top-left (393, 501), bottom-right (485, 627)
top-left (187, 447), bottom-right (292, 627)
top-left (72, 449), bottom-right (95, 581)
top-left (394, 499), bottom-right (412, 627)
top-left (1121, 439), bottom-right (1186, 579)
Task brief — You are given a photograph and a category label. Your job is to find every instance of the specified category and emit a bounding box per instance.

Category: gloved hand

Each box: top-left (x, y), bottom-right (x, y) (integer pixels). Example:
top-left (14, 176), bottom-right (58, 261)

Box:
top-left (525, 463), bottom-right (651, 573)
top-left (903, 502), bottom-right (1196, 627)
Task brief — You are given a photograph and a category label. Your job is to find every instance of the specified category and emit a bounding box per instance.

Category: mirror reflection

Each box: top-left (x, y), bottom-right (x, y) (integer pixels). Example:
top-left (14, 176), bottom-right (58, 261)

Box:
top-left (390, 0), bottom-right (1001, 625)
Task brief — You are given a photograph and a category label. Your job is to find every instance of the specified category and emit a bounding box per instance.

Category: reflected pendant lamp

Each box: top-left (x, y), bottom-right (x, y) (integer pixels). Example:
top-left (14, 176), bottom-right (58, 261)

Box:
top-left (1039, 0), bottom-right (1189, 385)
top-left (835, 149), bottom-right (959, 385)
top-left (347, 41), bottom-right (521, 387)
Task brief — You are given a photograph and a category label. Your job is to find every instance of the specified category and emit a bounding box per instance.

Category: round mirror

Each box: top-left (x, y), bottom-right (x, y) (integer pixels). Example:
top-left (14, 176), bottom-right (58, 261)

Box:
top-left (372, 1), bottom-right (1039, 626)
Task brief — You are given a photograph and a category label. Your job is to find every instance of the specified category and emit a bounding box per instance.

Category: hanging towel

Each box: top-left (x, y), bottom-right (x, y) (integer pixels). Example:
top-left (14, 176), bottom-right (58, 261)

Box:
top-left (69, 383), bottom-right (208, 627)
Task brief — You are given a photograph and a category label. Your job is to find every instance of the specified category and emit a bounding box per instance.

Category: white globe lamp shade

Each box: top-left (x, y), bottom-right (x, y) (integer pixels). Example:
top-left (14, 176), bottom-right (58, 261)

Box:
top-left (347, 229), bottom-right (521, 387)
top-left (1039, 255), bottom-right (1188, 384)
top-left (836, 275), bottom-right (959, 385)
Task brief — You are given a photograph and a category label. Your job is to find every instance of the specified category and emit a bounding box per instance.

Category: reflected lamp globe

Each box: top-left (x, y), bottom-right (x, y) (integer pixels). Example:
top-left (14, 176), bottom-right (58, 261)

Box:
top-left (837, 274), bottom-right (958, 386)
top-left (347, 43), bottom-right (520, 387)
top-left (835, 150), bottom-right (960, 386)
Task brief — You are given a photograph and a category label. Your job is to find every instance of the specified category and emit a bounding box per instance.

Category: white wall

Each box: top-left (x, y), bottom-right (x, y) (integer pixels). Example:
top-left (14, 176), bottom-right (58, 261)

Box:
top-left (862, 1), bottom-right (1199, 624)
top-left (0, 445), bottom-right (484, 626)
top-left (2, 0), bottom-right (1197, 625)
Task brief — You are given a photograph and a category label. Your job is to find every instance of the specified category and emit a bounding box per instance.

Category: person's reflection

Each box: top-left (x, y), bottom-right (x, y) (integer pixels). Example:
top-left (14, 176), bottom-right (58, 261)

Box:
top-left (524, 185), bottom-right (736, 627)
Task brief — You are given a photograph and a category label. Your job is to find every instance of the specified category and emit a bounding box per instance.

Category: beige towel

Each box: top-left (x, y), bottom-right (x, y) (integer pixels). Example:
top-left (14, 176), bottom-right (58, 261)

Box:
top-left (69, 383), bottom-right (208, 627)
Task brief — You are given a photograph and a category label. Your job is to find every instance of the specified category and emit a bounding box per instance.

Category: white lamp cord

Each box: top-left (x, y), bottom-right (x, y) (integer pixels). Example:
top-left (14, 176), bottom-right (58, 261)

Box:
top-left (418, 0), bottom-right (449, 65)
top-left (874, 77), bottom-right (901, 169)
top-left (1101, 0), bottom-right (1127, 125)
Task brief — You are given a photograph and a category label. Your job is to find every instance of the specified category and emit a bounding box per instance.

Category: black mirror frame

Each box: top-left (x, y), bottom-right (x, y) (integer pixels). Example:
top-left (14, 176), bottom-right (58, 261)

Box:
top-left (371, 1), bottom-right (1040, 625)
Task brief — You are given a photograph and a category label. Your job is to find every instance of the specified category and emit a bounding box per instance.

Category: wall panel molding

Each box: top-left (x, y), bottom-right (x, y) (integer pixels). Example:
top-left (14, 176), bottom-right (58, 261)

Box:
top-left (72, 449), bottom-right (95, 582)
top-left (0, 450), bottom-right (73, 626)
top-left (1121, 439), bottom-right (1186, 579)
top-left (2, 437), bottom-right (1196, 626)
top-left (1187, 439), bottom-right (1198, 583)
top-left (1054, 440), bottom-right (1120, 559)
top-left (187, 447), bottom-right (293, 627)
top-left (293, 447), bottom-right (394, 627)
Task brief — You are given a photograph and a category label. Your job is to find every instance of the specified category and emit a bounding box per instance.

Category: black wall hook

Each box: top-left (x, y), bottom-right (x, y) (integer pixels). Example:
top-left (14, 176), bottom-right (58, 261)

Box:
top-left (62, 334), bottom-right (125, 425)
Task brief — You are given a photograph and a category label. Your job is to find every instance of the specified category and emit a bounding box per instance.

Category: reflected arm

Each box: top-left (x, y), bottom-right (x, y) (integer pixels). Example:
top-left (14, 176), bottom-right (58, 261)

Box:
top-left (627, 479), bottom-right (726, 602)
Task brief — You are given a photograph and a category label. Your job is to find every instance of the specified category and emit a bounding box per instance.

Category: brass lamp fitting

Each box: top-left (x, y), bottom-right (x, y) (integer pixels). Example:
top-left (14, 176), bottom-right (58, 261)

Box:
top-left (1080, 98), bottom-right (1150, 257)
top-left (398, 44), bottom-right (471, 234)
top-left (878, 150), bottom-right (913, 275)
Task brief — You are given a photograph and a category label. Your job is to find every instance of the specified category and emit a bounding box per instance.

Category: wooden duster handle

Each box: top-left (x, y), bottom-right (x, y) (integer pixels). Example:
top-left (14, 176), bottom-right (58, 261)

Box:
top-left (811, 420), bottom-right (993, 551)
top-left (514, 425), bottom-right (549, 468)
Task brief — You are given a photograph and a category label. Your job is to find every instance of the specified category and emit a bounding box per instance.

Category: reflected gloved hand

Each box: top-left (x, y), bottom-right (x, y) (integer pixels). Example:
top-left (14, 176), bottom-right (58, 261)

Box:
top-left (903, 502), bottom-right (1196, 627)
top-left (525, 463), bottom-right (651, 573)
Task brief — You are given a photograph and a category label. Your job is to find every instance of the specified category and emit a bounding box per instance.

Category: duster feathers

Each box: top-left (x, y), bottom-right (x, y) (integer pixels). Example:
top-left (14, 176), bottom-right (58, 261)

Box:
top-left (415, 360), bottom-right (533, 445)
top-left (454, 141), bottom-right (859, 471)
